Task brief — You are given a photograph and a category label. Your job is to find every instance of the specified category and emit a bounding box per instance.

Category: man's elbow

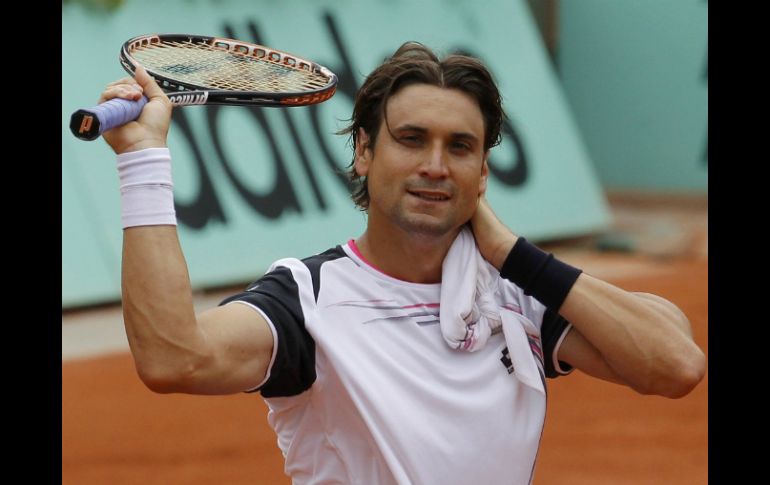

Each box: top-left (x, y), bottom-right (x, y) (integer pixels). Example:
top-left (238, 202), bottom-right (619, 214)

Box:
top-left (646, 348), bottom-right (707, 399)
top-left (138, 370), bottom-right (179, 394)
top-left (134, 358), bottom-right (203, 394)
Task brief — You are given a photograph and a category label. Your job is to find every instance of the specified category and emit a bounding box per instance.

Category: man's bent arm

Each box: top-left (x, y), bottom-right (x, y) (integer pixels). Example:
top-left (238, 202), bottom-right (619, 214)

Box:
top-left (471, 197), bottom-right (706, 398)
top-left (122, 226), bottom-right (274, 395)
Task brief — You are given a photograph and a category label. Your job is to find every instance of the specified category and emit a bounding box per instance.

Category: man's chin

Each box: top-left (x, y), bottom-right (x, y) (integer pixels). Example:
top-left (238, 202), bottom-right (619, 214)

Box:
top-left (396, 214), bottom-right (459, 238)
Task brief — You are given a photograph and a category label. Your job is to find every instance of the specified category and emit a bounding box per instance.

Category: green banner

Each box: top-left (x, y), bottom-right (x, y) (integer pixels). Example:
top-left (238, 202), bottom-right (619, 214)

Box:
top-left (559, 0), bottom-right (708, 190)
top-left (62, 0), bottom-right (610, 307)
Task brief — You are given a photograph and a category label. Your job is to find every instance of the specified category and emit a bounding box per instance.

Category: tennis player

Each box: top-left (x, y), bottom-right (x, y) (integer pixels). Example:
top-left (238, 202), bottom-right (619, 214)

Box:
top-left (99, 42), bottom-right (706, 484)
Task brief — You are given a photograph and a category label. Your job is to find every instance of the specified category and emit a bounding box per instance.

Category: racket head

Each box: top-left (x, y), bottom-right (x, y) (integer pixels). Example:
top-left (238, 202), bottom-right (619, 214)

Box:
top-left (119, 34), bottom-right (337, 106)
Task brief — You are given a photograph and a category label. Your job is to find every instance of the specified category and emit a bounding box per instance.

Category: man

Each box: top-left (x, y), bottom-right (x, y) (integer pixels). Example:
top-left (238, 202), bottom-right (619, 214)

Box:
top-left (100, 42), bottom-right (705, 484)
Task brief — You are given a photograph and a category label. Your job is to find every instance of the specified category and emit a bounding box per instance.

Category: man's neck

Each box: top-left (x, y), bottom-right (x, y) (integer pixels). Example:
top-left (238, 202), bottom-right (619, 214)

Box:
top-left (354, 224), bottom-right (460, 284)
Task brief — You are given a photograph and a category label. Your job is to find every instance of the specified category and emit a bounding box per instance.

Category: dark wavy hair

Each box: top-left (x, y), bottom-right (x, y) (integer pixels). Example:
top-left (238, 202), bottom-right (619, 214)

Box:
top-left (339, 41), bottom-right (505, 211)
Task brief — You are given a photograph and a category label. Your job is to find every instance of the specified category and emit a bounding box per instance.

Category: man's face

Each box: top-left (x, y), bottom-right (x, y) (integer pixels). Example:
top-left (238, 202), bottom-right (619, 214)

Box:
top-left (355, 83), bottom-right (489, 238)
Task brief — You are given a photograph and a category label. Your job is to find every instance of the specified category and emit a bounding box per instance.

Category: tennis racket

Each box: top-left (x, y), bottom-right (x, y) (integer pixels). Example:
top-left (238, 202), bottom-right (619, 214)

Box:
top-left (70, 34), bottom-right (338, 141)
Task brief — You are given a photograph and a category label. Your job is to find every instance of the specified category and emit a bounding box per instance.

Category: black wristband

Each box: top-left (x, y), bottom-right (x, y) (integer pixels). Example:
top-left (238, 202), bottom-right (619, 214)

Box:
top-left (499, 237), bottom-right (583, 311)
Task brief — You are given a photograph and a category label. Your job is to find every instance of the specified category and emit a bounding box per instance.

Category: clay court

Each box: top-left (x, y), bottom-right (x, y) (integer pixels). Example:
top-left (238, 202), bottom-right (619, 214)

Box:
top-left (62, 195), bottom-right (708, 484)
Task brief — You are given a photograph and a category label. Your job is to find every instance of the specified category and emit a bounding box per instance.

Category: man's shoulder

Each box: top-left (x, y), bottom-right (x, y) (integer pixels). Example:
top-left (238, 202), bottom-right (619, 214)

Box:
top-left (266, 245), bottom-right (349, 273)
top-left (268, 245), bottom-right (351, 303)
top-left (300, 245), bottom-right (348, 268)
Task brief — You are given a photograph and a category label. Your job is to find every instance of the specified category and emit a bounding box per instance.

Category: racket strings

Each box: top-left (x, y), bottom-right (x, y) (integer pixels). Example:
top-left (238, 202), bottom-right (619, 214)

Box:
top-left (130, 40), bottom-right (331, 93)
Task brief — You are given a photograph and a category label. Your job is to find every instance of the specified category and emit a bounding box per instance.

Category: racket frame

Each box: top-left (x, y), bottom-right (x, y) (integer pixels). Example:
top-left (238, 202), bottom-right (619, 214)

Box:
top-left (118, 34), bottom-right (338, 107)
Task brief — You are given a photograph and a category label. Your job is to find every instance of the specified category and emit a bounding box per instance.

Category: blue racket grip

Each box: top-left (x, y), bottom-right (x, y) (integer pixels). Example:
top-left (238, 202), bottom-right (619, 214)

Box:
top-left (69, 96), bottom-right (149, 141)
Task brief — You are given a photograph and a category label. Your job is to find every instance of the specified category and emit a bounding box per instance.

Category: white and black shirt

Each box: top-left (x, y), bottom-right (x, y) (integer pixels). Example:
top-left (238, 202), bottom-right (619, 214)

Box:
top-left (221, 241), bottom-right (574, 485)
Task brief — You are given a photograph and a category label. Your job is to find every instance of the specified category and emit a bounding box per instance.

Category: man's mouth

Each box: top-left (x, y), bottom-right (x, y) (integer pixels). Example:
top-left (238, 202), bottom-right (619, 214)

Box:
top-left (407, 190), bottom-right (450, 201)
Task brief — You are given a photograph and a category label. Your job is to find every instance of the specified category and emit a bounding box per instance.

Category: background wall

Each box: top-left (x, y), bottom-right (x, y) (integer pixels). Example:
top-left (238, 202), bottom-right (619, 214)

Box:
top-left (557, 0), bottom-right (708, 191)
top-left (62, 0), bottom-right (610, 308)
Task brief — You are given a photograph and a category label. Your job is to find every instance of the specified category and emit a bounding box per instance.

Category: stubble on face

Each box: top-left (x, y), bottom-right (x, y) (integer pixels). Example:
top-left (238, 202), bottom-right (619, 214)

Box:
top-left (383, 178), bottom-right (461, 237)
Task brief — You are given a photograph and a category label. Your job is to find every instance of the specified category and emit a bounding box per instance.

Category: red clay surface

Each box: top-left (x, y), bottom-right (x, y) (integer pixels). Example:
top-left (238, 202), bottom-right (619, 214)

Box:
top-left (62, 257), bottom-right (707, 484)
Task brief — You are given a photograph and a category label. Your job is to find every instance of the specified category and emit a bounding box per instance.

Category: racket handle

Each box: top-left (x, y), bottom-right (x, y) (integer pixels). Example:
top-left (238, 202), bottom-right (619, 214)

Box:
top-left (69, 96), bottom-right (149, 141)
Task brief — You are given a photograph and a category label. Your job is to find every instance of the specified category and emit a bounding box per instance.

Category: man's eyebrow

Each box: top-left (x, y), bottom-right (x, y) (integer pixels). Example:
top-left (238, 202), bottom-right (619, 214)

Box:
top-left (393, 124), bottom-right (480, 143)
top-left (392, 124), bottom-right (428, 134)
top-left (451, 132), bottom-right (480, 143)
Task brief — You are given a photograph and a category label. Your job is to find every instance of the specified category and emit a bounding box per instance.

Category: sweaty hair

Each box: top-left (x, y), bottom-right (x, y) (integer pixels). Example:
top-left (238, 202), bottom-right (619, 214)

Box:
top-left (339, 41), bottom-right (505, 211)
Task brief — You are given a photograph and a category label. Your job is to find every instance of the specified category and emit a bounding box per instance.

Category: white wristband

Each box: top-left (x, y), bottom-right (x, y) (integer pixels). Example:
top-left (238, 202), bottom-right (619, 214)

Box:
top-left (116, 147), bottom-right (177, 229)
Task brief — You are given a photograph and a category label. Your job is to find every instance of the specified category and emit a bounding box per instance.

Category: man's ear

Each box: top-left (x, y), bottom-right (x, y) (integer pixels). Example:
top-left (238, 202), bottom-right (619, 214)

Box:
top-left (355, 128), bottom-right (372, 177)
top-left (479, 153), bottom-right (489, 195)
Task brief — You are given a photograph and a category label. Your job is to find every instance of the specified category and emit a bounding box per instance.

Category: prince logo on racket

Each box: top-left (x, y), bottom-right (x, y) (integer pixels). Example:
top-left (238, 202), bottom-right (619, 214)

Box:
top-left (78, 115), bottom-right (94, 134)
top-left (94, 40), bottom-right (706, 484)
top-left (167, 92), bottom-right (209, 106)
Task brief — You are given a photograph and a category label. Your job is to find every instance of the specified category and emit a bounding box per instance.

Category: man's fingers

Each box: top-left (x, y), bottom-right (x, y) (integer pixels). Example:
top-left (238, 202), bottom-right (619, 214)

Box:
top-left (133, 65), bottom-right (167, 101)
top-left (98, 84), bottom-right (145, 104)
top-left (106, 76), bottom-right (139, 88)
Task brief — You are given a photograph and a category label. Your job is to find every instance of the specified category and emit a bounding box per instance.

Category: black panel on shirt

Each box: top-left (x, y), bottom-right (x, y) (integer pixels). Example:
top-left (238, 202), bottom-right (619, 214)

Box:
top-left (220, 266), bottom-right (315, 397)
top-left (301, 245), bottom-right (347, 302)
top-left (541, 308), bottom-right (574, 378)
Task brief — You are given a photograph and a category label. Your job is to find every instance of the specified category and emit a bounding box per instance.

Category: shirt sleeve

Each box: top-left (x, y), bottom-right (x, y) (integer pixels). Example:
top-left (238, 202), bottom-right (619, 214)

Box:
top-left (219, 265), bottom-right (316, 397)
top-left (502, 279), bottom-right (574, 379)
top-left (540, 308), bottom-right (575, 378)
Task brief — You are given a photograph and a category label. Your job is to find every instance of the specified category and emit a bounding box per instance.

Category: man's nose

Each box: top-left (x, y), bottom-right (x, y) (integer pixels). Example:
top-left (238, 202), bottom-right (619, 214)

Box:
top-left (419, 144), bottom-right (449, 178)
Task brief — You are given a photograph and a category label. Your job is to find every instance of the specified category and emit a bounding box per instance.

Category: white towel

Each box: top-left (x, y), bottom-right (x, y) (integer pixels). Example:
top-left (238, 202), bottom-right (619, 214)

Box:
top-left (440, 227), bottom-right (545, 394)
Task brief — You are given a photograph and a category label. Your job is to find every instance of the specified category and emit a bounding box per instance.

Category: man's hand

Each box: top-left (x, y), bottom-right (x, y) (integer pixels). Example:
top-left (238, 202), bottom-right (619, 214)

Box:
top-left (469, 196), bottom-right (518, 270)
top-left (100, 65), bottom-right (172, 154)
